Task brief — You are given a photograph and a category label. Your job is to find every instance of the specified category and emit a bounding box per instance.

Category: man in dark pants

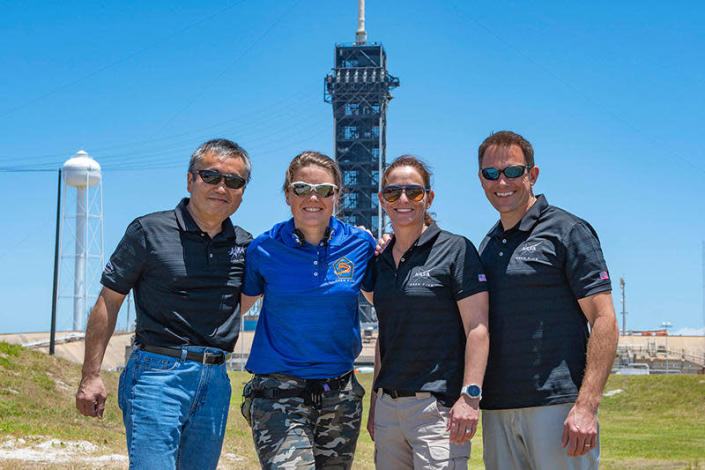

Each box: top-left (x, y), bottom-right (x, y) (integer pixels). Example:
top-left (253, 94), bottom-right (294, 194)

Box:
top-left (477, 131), bottom-right (619, 470)
top-left (75, 139), bottom-right (253, 470)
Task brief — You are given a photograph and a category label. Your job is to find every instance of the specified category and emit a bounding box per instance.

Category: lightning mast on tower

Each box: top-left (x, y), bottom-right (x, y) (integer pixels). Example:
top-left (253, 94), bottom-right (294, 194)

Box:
top-left (324, 0), bottom-right (399, 238)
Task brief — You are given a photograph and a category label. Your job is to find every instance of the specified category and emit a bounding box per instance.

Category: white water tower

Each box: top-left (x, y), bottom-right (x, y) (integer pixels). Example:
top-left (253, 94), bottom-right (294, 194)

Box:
top-left (60, 150), bottom-right (104, 331)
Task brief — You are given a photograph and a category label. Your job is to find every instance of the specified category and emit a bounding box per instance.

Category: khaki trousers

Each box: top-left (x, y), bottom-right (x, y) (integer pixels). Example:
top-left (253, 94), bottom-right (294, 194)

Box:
top-left (373, 389), bottom-right (471, 469)
top-left (482, 403), bottom-right (599, 470)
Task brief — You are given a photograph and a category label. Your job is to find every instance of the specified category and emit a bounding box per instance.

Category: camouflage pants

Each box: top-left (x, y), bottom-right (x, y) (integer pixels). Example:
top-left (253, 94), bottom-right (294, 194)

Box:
top-left (248, 372), bottom-right (365, 470)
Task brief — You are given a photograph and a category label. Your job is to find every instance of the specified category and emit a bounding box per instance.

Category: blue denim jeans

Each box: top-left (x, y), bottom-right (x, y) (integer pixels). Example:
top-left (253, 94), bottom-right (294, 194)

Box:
top-left (118, 346), bottom-right (232, 470)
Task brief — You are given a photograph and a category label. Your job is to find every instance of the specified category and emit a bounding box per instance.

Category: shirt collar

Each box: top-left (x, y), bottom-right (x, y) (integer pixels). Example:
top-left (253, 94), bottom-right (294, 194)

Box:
top-left (517, 194), bottom-right (548, 232)
top-left (488, 194), bottom-right (549, 238)
top-left (174, 198), bottom-right (236, 241)
top-left (383, 222), bottom-right (441, 260)
top-left (417, 222), bottom-right (441, 247)
top-left (280, 216), bottom-right (340, 248)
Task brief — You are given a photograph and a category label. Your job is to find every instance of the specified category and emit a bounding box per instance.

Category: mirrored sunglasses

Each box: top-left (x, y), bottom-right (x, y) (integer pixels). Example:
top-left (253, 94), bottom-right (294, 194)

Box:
top-left (481, 165), bottom-right (532, 181)
top-left (381, 184), bottom-right (429, 202)
top-left (290, 181), bottom-right (338, 198)
top-left (193, 169), bottom-right (247, 189)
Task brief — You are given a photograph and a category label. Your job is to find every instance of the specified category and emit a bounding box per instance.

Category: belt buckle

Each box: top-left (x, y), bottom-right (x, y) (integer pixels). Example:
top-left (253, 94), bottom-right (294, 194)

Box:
top-left (202, 351), bottom-right (208, 365)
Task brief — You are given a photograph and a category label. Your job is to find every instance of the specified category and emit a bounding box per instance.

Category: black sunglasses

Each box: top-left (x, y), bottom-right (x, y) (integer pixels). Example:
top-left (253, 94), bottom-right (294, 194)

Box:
top-left (381, 185), bottom-right (429, 202)
top-left (481, 165), bottom-right (533, 181)
top-left (290, 181), bottom-right (338, 198)
top-left (192, 169), bottom-right (247, 189)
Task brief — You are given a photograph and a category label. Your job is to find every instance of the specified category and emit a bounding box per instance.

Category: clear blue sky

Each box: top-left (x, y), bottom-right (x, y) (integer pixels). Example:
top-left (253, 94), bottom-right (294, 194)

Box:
top-left (1, 1), bottom-right (703, 335)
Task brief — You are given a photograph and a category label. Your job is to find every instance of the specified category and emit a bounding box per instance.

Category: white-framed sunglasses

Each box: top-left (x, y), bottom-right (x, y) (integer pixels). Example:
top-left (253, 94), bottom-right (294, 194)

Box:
top-left (289, 181), bottom-right (338, 198)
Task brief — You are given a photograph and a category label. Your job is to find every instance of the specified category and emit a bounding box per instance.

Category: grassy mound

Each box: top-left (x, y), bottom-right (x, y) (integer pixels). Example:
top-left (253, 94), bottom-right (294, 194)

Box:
top-left (0, 341), bottom-right (124, 447)
top-left (1, 342), bottom-right (704, 469)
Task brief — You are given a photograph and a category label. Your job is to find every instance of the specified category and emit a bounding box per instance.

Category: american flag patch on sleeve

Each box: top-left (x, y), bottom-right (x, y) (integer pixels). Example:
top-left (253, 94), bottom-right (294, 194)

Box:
top-left (478, 274), bottom-right (487, 282)
top-left (599, 271), bottom-right (609, 280)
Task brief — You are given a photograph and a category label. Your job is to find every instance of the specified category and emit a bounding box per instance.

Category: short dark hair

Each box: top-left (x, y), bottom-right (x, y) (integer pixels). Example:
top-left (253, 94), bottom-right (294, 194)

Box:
top-left (189, 139), bottom-right (251, 182)
top-left (478, 131), bottom-right (534, 168)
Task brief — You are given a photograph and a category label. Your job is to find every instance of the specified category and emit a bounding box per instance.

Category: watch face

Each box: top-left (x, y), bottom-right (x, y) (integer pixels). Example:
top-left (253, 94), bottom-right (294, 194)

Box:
top-left (466, 385), bottom-right (481, 398)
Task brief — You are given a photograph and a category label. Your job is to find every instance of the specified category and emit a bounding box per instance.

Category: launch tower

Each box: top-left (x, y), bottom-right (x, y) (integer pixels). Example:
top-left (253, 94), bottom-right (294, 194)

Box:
top-left (324, 0), bottom-right (399, 237)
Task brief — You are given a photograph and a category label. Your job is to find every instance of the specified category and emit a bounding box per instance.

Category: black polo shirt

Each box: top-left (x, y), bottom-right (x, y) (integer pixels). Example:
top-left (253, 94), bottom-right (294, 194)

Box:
top-left (101, 198), bottom-right (252, 351)
top-left (362, 223), bottom-right (488, 407)
top-left (479, 194), bottom-right (611, 410)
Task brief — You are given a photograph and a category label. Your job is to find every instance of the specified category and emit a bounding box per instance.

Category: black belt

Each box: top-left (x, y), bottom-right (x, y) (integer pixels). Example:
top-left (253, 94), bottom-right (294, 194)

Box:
top-left (382, 388), bottom-right (417, 398)
top-left (253, 371), bottom-right (354, 408)
top-left (140, 345), bottom-right (226, 365)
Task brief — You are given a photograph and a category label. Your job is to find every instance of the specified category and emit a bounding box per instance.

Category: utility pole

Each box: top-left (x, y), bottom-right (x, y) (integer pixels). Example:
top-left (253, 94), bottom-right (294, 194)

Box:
top-left (50, 168), bottom-right (62, 355)
top-left (662, 321), bottom-right (672, 373)
top-left (620, 277), bottom-right (627, 336)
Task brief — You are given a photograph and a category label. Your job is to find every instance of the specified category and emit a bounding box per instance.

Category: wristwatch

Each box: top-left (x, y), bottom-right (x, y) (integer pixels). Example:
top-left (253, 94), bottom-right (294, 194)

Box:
top-left (461, 384), bottom-right (482, 400)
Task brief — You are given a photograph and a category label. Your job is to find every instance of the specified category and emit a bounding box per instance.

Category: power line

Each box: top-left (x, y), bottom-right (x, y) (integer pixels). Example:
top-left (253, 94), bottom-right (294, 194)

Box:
top-left (0, 88), bottom-right (323, 168)
top-left (0, 168), bottom-right (57, 173)
top-left (0, 0), bottom-right (247, 120)
top-left (0, 107), bottom-right (330, 173)
top-left (153, 0), bottom-right (305, 136)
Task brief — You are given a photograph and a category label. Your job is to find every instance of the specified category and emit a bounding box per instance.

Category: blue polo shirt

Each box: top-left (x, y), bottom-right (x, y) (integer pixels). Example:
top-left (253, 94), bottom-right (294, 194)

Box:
top-left (244, 217), bottom-right (375, 379)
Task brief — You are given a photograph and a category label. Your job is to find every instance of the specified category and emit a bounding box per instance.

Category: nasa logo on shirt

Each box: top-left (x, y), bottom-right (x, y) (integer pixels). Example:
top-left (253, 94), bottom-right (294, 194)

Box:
top-left (229, 245), bottom-right (245, 261)
top-left (332, 256), bottom-right (354, 280)
top-left (513, 240), bottom-right (544, 263)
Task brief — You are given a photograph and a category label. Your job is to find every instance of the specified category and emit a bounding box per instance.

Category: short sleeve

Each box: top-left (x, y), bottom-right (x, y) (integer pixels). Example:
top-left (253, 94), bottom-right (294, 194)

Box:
top-left (450, 237), bottom-right (489, 301)
top-left (101, 219), bottom-right (147, 295)
top-left (362, 255), bottom-right (377, 292)
top-left (564, 221), bottom-right (611, 299)
top-left (242, 241), bottom-right (265, 296)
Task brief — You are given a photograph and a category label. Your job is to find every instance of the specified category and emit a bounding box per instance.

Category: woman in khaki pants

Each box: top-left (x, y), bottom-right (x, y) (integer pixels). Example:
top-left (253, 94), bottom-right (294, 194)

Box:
top-left (362, 155), bottom-right (490, 469)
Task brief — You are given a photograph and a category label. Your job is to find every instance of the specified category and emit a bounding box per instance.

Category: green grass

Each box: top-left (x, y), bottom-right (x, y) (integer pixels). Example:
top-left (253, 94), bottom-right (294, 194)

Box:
top-left (0, 342), bottom-right (124, 445)
top-left (1, 341), bottom-right (704, 469)
top-left (598, 375), bottom-right (705, 469)
top-left (228, 374), bottom-right (705, 470)
top-left (0, 342), bottom-right (21, 370)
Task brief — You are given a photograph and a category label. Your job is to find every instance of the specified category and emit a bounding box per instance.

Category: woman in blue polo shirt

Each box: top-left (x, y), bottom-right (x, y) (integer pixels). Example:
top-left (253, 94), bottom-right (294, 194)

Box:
top-left (240, 151), bottom-right (375, 470)
top-left (361, 156), bottom-right (489, 469)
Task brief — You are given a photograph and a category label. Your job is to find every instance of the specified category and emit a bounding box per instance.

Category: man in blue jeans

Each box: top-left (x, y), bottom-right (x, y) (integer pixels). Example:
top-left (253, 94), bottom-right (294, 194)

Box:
top-left (75, 139), bottom-right (253, 469)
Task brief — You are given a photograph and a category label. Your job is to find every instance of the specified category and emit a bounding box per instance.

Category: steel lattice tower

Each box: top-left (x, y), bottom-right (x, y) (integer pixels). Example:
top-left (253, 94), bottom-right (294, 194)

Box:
top-left (324, 1), bottom-right (399, 238)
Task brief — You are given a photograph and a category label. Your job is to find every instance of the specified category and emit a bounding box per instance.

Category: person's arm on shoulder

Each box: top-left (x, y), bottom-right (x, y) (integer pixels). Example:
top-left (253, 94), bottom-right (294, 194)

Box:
top-left (375, 233), bottom-right (393, 256)
top-left (360, 235), bottom-right (378, 439)
top-left (561, 291), bottom-right (619, 456)
top-left (360, 244), bottom-right (376, 305)
top-left (354, 225), bottom-right (391, 257)
top-left (76, 287), bottom-right (126, 418)
top-left (361, 290), bottom-right (373, 304)
top-left (240, 294), bottom-right (262, 317)
top-left (447, 291), bottom-right (489, 445)
top-left (241, 238), bottom-right (265, 315)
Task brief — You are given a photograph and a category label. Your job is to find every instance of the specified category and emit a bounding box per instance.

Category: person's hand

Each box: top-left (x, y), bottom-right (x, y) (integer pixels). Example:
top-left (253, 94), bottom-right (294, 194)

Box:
top-left (561, 403), bottom-right (598, 456)
top-left (447, 395), bottom-right (479, 444)
top-left (357, 225), bottom-right (374, 238)
top-left (367, 398), bottom-right (376, 441)
top-left (375, 233), bottom-right (393, 256)
top-left (76, 374), bottom-right (107, 418)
